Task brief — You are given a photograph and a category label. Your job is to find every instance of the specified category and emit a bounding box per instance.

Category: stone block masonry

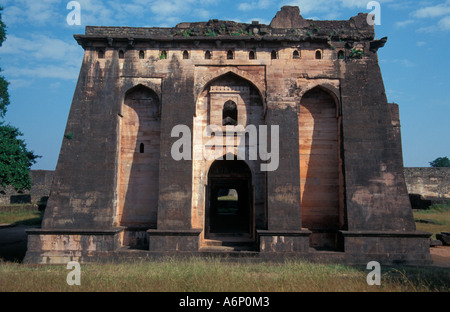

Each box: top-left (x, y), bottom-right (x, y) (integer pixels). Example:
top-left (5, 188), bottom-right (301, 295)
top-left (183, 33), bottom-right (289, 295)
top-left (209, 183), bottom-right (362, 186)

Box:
top-left (0, 170), bottom-right (54, 206)
top-left (24, 6), bottom-right (432, 265)
top-left (404, 167), bottom-right (450, 200)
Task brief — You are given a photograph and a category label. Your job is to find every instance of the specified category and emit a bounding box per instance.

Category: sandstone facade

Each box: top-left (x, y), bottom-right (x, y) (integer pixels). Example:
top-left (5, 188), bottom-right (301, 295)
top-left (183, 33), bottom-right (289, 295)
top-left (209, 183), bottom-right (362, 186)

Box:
top-left (25, 6), bottom-right (432, 265)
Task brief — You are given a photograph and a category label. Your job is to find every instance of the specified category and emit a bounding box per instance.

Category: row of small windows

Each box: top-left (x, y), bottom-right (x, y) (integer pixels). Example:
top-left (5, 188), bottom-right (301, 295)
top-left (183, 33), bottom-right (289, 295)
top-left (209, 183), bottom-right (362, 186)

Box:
top-left (97, 49), bottom-right (348, 60)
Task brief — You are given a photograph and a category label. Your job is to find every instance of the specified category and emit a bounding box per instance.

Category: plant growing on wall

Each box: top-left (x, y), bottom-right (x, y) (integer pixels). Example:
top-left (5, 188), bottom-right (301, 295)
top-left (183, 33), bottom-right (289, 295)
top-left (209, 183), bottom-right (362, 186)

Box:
top-left (349, 48), bottom-right (364, 59)
top-left (182, 29), bottom-right (192, 37)
top-left (205, 28), bottom-right (217, 36)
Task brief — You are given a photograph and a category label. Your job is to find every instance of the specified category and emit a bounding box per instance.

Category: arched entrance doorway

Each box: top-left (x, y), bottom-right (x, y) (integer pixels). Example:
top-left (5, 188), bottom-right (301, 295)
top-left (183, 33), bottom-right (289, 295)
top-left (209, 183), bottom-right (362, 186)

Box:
top-left (206, 156), bottom-right (253, 239)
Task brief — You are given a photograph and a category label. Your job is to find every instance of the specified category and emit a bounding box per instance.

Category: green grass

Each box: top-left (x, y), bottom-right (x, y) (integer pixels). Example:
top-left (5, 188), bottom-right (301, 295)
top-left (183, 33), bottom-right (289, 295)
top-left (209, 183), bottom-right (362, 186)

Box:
top-left (0, 258), bottom-right (448, 292)
top-left (217, 196), bottom-right (237, 201)
top-left (0, 209), bottom-right (43, 226)
top-left (0, 204), bottom-right (449, 292)
top-left (414, 203), bottom-right (450, 239)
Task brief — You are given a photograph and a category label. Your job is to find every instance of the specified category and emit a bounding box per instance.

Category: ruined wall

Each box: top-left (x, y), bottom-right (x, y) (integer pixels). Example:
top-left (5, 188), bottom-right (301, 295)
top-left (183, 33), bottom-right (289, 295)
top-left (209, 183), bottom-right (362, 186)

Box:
top-left (404, 167), bottom-right (450, 200)
top-left (0, 170), bottom-right (54, 205)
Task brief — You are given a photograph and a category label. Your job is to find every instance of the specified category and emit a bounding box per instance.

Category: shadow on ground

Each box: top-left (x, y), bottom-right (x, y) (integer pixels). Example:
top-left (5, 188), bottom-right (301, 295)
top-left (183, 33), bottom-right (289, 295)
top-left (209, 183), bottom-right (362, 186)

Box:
top-left (0, 225), bottom-right (39, 263)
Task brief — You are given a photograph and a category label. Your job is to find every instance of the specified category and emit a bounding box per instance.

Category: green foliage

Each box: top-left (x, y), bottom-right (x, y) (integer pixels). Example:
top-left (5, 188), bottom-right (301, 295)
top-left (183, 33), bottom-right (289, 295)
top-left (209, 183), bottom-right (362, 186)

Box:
top-left (182, 29), bottom-right (192, 37)
top-left (204, 29), bottom-right (217, 37)
top-left (0, 75), bottom-right (9, 118)
top-left (0, 124), bottom-right (40, 191)
top-left (0, 7), bottom-right (39, 191)
top-left (429, 156), bottom-right (450, 168)
top-left (0, 7), bottom-right (6, 46)
top-left (0, 7), bottom-right (9, 118)
top-left (349, 48), bottom-right (364, 59)
top-left (159, 50), bottom-right (167, 60)
top-left (64, 132), bottom-right (74, 140)
top-left (231, 28), bottom-right (252, 36)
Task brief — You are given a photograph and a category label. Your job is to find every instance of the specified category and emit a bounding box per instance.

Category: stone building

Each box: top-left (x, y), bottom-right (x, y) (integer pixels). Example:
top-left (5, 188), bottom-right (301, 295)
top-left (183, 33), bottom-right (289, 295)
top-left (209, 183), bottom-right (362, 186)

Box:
top-left (25, 6), bottom-right (432, 264)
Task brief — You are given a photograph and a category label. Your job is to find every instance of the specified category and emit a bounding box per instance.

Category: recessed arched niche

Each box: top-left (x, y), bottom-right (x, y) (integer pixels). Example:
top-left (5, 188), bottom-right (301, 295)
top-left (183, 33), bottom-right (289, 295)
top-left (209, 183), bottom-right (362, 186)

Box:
top-left (117, 85), bottom-right (161, 228)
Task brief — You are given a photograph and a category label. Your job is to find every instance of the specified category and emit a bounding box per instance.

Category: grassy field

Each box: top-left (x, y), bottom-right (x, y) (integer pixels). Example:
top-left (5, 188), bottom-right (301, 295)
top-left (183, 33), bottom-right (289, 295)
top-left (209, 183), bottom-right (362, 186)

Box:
top-left (0, 258), bottom-right (449, 292)
top-left (0, 204), bottom-right (449, 292)
top-left (413, 204), bottom-right (450, 239)
top-left (0, 209), bottom-right (43, 226)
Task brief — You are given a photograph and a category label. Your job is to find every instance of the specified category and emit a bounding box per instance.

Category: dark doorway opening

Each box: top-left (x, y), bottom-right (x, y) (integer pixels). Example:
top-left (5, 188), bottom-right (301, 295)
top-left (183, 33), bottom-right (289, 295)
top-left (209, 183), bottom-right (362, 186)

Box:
top-left (206, 157), bottom-right (253, 239)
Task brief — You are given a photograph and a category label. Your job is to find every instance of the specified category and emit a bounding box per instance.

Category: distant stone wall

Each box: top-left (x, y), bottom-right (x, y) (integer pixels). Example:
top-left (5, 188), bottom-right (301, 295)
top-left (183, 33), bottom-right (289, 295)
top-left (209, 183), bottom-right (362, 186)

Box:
top-left (404, 167), bottom-right (450, 200)
top-left (0, 170), bottom-right (54, 205)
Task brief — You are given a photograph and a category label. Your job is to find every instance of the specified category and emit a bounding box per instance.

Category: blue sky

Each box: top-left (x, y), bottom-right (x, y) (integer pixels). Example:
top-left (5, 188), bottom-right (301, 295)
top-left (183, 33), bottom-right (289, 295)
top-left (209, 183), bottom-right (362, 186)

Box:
top-left (0, 0), bottom-right (448, 170)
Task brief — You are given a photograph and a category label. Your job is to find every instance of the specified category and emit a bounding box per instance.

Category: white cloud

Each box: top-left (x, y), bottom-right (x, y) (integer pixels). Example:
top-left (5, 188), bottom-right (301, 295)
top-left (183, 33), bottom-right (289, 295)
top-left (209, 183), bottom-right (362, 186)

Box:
top-left (395, 19), bottom-right (414, 28)
top-left (2, 0), bottom-right (62, 26)
top-left (238, 0), bottom-right (272, 11)
top-left (193, 9), bottom-right (212, 20)
top-left (412, 1), bottom-right (450, 32)
top-left (0, 33), bottom-right (83, 82)
top-left (438, 15), bottom-right (450, 30)
top-left (413, 2), bottom-right (450, 18)
top-left (5, 64), bottom-right (80, 80)
top-left (6, 79), bottom-right (33, 91)
top-left (394, 59), bottom-right (415, 68)
top-left (281, 0), bottom-right (394, 15)
top-left (0, 35), bottom-right (83, 66)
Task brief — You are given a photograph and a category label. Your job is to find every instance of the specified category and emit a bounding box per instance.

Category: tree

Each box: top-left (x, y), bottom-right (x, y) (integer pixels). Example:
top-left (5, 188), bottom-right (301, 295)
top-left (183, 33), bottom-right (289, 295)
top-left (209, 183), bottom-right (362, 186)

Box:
top-left (0, 7), bottom-right (9, 118)
top-left (0, 125), bottom-right (39, 190)
top-left (0, 7), bottom-right (40, 191)
top-left (429, 157), bottom-right (450, 168)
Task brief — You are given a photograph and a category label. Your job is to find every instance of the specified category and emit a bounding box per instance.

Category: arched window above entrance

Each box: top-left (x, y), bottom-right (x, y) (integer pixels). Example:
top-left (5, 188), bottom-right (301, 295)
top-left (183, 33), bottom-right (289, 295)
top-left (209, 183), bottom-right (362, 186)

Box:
top-left (222, 100), bottom-right (238, 126)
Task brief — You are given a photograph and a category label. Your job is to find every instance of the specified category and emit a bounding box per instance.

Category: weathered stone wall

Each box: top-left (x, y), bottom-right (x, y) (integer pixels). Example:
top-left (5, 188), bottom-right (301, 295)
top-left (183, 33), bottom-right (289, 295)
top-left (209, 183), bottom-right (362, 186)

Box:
top-left (404, 167), bottom-right (450, 200)
top-left (0, 170), bottom-right (54, 205)
top-left (25, 6), bottom-right (433, 265)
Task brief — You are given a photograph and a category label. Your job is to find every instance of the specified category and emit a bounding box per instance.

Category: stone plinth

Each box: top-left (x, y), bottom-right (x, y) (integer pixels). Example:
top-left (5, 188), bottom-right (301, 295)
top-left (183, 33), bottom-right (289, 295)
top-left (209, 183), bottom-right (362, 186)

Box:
top-left (147, 229), bottom-right (202, 252)
top-left (257, 230), bottom-right (311, 253)
top-left (340, 230), bottom-right (432, 265)
top-left (24, 228), bottom-right (124, 264)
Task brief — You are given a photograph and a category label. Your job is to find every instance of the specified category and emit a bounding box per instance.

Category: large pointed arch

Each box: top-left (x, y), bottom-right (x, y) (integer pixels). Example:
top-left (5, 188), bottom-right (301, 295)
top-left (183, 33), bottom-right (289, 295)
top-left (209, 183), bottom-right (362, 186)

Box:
top-left (195, 69), bottom-right (266, 115)
top-left (117, 84), bottom-right (161, 229)
top-left (298, 85), bottom-right (344, 251)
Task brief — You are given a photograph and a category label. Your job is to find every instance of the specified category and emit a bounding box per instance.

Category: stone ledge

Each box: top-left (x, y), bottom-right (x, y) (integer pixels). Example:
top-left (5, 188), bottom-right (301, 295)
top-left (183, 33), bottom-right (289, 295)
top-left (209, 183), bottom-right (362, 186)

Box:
top-left (340, 230), bottom-right (432, 238)
top-left (257, 229), bottom-right (312, 236)
top-left (26, 227), bottom-right (125, 236)
top-left (147, 229), bottom-right (203, 236)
